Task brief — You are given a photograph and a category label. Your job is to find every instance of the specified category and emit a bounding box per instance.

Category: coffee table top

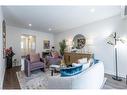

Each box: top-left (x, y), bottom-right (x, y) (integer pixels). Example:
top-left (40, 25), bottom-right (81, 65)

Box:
top-left (49, 64), bottom-right (67, 70)
top-left (50, 65), bottom-right (60, 68)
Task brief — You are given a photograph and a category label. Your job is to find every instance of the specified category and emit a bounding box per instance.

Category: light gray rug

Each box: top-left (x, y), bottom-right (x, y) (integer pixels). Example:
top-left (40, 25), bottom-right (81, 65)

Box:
top-left (16, 69), bottom-right (59, 89)
top-left (17, 69), bottom-right (107, 89)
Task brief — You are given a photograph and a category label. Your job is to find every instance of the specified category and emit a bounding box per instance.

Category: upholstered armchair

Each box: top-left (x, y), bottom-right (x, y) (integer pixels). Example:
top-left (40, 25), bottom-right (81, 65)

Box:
top-left (46, 51), bottom-right (62, 67)
top-left (24, 53), bottom-right (46, 77)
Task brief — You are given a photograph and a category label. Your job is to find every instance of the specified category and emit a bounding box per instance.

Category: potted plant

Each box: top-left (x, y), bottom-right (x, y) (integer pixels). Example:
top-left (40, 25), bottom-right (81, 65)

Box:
top-left (59, 39), bottom-right (67, 56)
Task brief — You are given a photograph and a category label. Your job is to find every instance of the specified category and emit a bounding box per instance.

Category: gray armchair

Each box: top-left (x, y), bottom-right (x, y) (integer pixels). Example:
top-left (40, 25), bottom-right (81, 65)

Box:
top-left (46, 51), bottom-right (62, 67)
top-left (24, 53), bottom-right (46, 77)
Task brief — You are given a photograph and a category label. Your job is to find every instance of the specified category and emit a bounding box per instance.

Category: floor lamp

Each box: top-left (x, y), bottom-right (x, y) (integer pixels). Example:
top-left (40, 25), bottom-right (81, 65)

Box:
top-left (107, 32), bottom-right (122, 81)
top-left (112, 32), bottom-right (122, 81)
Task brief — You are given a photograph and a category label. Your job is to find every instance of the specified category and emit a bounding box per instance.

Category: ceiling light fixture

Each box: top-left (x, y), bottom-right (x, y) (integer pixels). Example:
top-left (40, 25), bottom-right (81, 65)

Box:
top-left (48, 28), bottom-right (52, 31)
top-left (90, 8), bottom-right (95, 13)
top-left (29, 24), bottom-right (32, 27)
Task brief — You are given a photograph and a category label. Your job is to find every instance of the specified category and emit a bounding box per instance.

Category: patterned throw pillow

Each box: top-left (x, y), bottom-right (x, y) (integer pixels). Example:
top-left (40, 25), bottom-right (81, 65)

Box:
top-left (51, 51), bottom-right (59, 58)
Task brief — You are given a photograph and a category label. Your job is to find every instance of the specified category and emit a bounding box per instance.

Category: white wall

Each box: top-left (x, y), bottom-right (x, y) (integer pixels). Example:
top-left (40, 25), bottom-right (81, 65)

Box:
top-left (6, 26), bottom-right (55, 66)
top-left (55, 15), bottom-right (127, 78)
top-left (0, 7), bottom-right (6, 89)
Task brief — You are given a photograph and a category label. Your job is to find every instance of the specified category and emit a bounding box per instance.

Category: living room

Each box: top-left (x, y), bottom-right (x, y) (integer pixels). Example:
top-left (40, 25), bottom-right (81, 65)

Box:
top-left (1, 4), bottom-right (127, 90)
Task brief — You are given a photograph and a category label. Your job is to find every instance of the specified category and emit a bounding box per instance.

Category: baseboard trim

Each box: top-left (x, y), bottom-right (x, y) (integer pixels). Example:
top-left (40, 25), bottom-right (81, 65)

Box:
top-left (0, 64), bottom-right (6, 89)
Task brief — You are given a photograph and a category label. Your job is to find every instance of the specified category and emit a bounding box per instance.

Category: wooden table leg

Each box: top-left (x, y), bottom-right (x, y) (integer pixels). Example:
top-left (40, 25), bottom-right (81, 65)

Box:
top-left (51, 69), bottom-right (54, 76)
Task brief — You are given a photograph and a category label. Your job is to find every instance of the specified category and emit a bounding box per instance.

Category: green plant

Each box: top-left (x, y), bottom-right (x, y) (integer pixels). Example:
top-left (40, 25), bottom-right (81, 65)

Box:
top-left (59, 39), bottom-right (67, 56)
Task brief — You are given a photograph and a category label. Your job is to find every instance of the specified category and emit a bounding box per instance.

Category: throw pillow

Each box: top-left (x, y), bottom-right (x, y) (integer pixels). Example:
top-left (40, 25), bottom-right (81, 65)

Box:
top-left (51, 51), bottom-right (59, 58)
top-left (72, 63), bottom-right (82, 67)
top-left (60, 65), bottom-right (83, 77)
top-left (72, 62), bottom-right (90, 71)
top-left (78, 58), bottom-right (87, 64)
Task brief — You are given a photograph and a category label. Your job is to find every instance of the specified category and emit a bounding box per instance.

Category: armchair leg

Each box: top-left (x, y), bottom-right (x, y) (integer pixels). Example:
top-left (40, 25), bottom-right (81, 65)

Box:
top-left (25, 70), bottom-right (30, 77)
top-left (28, 71), bottom-right (31, 77)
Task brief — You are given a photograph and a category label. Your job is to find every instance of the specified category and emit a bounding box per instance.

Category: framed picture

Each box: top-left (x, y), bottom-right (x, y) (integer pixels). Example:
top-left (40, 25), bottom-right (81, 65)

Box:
top-left (77, 38), bottom-right (86, 49)
top-left (2, 20), bottom-right (6, 58)
top-left (43, 40), bottom-right (50, 49)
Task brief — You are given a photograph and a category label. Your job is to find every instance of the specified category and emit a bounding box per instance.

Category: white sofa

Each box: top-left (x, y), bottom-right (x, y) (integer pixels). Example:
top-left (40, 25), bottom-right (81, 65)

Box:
top-left (47, 61), bottom-right (104, 89)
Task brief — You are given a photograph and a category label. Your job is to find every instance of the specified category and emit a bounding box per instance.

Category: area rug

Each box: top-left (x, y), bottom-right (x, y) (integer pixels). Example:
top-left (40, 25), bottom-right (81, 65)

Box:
top-left (16, 69), bottom-right (59, 89)
top-left (17, 69), bottom-right (107, 89)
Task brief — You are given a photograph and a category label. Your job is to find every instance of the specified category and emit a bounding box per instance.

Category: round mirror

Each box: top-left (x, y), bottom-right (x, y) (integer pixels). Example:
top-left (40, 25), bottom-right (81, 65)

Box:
top-left (73, 34), bottom-right (86, 49)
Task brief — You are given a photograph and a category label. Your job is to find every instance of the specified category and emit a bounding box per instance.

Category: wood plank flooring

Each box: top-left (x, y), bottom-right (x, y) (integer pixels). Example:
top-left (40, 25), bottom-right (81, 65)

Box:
top-left (3, 66), bottom-right (127, 89)
top-left (3, 66), bottom-right (21, 89)
top-left (104, 74), bottom-right (127, 89)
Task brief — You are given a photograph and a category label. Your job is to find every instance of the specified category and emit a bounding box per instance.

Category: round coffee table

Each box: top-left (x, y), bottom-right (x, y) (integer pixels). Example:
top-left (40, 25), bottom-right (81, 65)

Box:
top-left (49, 65), bottom-right (60, 76)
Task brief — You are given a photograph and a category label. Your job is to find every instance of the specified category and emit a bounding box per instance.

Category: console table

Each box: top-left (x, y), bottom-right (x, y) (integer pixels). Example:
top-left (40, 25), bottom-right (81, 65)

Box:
top-left (64, 52), bottom-right (94, 65)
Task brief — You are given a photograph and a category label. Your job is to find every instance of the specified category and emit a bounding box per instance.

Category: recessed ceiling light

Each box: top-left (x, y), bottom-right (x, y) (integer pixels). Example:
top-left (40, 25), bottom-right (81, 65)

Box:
top-left (48, 28), bottom-right (52, 31)
top-left (29, 36), bottom-right (33, 38)
top-left (90, 8), bottom-right (95, 13)
top-left (21, 36), bottom-right (25, 38)
top-left (29, 24), bottom-right (32, 27)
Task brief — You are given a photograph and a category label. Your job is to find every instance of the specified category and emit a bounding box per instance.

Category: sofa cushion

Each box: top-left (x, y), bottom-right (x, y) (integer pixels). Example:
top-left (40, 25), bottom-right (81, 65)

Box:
top-left (30, 53), bottom-right (40, 63)
top-left (60, 65), bottom-right (83, 77)
top-left (78, 58), bottom-right (87, 64)
top-left (82, 62), bottom-right (91, 71)
top-left (72, 62), bottom-right (90, 71)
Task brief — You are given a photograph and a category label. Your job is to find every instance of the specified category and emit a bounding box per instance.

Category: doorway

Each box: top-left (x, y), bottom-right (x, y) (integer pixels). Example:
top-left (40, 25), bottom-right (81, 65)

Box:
top-left (21, 34), bottom-right (36, 57)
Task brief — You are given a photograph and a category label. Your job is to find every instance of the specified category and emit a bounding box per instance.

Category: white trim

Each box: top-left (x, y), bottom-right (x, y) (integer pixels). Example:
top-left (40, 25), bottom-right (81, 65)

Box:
top-left (0, 62), bottom-right (6, 89)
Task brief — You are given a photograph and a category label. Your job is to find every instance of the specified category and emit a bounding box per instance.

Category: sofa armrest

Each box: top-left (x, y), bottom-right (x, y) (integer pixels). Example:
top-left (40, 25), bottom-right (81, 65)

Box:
top-left (24, 59), bottom-right (31, 77)
top-left (47, 76), bottom-right (72, 89)
top-left (40, 58), bottom-right (46, 67)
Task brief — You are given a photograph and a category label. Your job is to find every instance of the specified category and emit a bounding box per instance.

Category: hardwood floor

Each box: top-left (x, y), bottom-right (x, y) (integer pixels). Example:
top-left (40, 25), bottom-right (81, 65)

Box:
top-left (104, 74), bottom-right (127, 89)
top-left (3, 66), bottom-right (21, 89)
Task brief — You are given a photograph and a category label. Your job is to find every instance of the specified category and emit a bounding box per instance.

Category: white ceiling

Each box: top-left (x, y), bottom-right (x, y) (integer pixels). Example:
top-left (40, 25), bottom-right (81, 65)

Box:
top-left (2, 6), bottom-right (122, 33)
